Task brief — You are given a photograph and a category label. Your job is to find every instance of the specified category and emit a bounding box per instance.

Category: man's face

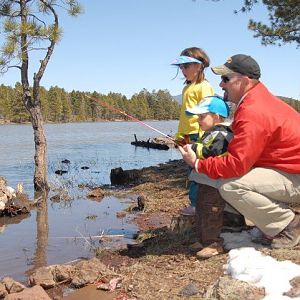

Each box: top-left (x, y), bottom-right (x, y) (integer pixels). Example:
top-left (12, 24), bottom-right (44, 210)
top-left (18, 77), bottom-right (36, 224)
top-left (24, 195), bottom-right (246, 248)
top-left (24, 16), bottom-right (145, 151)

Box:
top-left (219, 73), bottom-right (247, 104)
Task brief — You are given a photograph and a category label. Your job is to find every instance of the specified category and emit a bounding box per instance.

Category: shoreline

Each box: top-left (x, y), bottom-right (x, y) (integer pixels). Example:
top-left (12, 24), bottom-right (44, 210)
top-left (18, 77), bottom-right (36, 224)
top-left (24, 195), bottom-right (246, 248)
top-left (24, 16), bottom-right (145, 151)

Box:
top-left (1, 159), bottom-right (300, 299)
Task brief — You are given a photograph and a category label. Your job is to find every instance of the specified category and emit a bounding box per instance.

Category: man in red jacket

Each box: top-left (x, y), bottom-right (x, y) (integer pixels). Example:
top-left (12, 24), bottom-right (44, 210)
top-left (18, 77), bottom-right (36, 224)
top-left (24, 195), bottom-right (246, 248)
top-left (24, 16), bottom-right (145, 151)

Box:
top-left (179, 54), bottom-right (300, 255)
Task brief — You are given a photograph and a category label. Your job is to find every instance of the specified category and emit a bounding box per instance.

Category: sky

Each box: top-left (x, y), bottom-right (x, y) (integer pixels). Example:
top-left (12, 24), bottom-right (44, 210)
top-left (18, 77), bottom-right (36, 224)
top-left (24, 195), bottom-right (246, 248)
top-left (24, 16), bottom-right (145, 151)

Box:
top-left (1, 0), bottom-right (299, 100)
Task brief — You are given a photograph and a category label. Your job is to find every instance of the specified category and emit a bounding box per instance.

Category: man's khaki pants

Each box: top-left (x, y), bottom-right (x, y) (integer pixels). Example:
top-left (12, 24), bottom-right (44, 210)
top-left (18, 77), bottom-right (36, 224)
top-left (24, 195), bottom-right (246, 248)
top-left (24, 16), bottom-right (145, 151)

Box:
top-left (189, 167), bottom-right (300, 237)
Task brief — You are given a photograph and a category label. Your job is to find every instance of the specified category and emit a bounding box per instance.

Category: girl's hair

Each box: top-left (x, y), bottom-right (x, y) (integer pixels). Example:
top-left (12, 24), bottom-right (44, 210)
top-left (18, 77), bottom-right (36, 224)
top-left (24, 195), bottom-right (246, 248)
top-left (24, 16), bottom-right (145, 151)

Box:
top-left (180, 47), bottom-right (210, 84)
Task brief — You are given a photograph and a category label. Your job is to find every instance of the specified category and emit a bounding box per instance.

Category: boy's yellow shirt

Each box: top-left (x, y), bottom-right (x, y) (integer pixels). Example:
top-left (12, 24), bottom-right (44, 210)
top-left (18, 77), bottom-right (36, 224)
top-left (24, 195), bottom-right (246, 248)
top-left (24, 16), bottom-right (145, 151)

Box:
top-left (176, 80), bottom-right (214, 140)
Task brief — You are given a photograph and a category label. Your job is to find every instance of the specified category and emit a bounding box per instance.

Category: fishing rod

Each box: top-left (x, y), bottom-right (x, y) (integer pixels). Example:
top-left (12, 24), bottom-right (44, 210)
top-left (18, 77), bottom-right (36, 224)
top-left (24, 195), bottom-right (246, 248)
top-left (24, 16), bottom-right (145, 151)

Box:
top-left (85, 94), bottom-right (176, 142)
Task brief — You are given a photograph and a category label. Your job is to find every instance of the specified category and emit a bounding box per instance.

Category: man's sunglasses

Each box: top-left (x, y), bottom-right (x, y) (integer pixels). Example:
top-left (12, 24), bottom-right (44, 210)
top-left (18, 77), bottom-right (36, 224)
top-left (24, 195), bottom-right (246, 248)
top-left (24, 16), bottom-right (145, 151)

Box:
top-left (221, 75), bottom-right (230, 83)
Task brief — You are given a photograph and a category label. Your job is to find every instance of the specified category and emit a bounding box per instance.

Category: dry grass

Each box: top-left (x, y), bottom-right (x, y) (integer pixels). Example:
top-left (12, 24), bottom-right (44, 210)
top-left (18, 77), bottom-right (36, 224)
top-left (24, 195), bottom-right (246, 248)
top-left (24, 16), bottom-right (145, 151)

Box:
top-left (96, 159), bottom-right (300, 300)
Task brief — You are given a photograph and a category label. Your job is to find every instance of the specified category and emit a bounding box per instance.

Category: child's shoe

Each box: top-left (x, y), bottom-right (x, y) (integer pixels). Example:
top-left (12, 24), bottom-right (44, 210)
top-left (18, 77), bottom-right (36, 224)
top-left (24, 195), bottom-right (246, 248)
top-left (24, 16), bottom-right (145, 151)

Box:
top-left (196, 242), bottom-right (224, 259)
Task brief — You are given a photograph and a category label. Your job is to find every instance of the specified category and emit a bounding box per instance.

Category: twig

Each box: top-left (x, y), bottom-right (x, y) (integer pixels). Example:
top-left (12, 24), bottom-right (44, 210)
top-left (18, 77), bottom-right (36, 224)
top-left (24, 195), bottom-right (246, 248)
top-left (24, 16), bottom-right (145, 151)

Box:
top-left (50, 234), bottom-right (124, 239)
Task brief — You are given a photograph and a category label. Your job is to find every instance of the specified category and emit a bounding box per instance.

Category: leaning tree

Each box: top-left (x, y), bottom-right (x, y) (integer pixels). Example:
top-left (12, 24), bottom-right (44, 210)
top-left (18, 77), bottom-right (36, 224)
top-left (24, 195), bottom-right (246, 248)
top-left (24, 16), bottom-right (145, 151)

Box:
top-left (0, 0), bottom-right (82, 192)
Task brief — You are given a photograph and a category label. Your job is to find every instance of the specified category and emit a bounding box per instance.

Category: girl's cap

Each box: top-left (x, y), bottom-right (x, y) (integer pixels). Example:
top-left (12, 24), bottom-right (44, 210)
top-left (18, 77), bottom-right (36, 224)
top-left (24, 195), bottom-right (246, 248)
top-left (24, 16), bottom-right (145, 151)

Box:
top-left (185, 95), bottom-right (230, 118)
top-left (171, 55), bottom-right (202, 65)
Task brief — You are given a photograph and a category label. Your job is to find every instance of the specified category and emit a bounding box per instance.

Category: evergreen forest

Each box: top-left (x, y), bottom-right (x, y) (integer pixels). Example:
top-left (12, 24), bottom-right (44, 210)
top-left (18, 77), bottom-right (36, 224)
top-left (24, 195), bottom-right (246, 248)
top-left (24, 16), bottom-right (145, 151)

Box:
top-left (0, 83), bottom-right (181, 124)
top-left (0, 83), bottom-right (299, 124)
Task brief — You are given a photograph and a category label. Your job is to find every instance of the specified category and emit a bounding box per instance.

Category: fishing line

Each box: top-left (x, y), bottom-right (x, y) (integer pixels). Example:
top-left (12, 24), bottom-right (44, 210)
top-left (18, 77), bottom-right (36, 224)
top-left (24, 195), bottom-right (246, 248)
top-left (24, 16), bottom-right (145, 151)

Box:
top-left (85, 94), bottom-right (176, 142)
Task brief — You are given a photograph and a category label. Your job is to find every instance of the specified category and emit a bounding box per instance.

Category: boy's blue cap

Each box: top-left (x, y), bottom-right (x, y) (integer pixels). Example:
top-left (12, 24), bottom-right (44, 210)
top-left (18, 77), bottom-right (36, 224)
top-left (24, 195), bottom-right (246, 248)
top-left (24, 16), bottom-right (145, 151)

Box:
top-left (171, 55), bottom-right (202, 65)
top-left (186, 96), bottom-right (230, 118)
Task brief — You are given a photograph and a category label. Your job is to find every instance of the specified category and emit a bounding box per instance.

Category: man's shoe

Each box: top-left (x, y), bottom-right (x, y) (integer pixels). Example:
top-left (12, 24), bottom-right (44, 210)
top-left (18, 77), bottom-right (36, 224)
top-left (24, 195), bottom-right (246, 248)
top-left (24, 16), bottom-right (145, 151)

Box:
top-left (250, 227), bottom-right (274, 246)
top-left (271, 214), bottom-right (300, 249)
top-left (196, 242), bottom-right (224, 259)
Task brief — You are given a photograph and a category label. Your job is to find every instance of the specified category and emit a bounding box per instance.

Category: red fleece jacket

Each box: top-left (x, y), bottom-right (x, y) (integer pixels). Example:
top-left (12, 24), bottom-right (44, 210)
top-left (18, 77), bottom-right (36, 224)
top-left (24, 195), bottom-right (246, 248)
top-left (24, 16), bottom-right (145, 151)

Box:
top-left (194, 82), bottom-right (300, 179)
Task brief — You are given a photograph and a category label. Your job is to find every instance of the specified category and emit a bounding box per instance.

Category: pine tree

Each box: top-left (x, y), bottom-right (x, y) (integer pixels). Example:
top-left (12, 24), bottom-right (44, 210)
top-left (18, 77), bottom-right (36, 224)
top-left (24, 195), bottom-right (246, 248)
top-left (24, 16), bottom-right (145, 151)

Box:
top-left (0, 0), bottom-right (82, 192)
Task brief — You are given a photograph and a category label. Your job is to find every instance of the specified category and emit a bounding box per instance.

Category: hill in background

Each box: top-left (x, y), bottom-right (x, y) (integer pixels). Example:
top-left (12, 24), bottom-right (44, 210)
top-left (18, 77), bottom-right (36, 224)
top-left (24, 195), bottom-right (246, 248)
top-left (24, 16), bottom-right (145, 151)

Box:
top-left (172, 95), bottom-right (181, 104)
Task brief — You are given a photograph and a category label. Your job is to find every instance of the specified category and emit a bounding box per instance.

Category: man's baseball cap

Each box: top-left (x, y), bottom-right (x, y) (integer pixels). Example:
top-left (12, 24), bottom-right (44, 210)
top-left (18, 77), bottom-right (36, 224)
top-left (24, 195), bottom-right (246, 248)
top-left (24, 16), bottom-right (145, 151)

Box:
top-left (211, 54), bottom-right (261, 79)
top-left (186, 95), bottom-right (230, 118)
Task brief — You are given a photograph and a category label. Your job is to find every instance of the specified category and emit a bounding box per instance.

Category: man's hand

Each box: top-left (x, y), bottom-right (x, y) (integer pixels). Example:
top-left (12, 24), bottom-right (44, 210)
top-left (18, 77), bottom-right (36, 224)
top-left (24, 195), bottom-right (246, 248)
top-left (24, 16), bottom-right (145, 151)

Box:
top-left (178, 144), bottom-right (197, 168)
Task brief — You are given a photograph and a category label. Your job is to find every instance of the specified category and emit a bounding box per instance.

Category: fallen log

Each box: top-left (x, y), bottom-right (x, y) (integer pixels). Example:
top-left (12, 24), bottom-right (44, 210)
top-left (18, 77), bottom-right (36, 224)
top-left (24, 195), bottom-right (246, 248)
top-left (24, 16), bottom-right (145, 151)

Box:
top-left (131, 134), bottom-right (169, 150)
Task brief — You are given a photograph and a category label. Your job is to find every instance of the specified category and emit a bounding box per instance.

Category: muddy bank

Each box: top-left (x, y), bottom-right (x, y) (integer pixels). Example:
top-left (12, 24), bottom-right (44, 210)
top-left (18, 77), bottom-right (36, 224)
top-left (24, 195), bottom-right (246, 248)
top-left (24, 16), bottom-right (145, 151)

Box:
top-left (60, 159), bottom-right (300, 299)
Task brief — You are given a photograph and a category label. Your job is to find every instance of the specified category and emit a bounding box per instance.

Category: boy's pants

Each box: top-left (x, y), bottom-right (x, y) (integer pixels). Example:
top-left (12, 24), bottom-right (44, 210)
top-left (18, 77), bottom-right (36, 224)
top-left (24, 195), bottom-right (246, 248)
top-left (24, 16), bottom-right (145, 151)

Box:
top-left (189, 167), bottom-right (300, 237)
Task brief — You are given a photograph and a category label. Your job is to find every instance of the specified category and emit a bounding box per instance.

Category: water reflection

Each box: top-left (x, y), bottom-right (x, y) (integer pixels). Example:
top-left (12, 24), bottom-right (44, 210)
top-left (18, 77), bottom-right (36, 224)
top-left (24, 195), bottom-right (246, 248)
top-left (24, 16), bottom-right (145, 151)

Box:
top-left (0, 121), bottom-right (181, 282)
top-left (0, 214), bottom-right (31, 232)
top-left (34, 194), bottom-right (49, 269)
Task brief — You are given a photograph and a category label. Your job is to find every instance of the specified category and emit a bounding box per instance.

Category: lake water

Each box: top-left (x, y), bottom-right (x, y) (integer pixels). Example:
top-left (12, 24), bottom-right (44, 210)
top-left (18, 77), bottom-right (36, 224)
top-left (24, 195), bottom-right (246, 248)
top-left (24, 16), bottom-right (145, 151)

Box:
top-left (0, 121), bottom-right (181, 282)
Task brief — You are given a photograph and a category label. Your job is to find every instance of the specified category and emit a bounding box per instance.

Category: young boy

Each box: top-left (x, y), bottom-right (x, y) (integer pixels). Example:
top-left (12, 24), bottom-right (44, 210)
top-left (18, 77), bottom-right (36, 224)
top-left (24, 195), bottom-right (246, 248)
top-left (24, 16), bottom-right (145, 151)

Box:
top-left (180, 95), bottom-right (233, 216)
top-left (179, 95), bottom-right (233, 258)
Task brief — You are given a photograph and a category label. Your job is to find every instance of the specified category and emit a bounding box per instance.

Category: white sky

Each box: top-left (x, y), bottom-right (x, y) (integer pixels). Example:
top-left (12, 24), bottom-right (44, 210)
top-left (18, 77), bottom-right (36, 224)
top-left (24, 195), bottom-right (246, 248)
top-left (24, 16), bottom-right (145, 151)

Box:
top-left (1, 0), bottom-right (299, 99)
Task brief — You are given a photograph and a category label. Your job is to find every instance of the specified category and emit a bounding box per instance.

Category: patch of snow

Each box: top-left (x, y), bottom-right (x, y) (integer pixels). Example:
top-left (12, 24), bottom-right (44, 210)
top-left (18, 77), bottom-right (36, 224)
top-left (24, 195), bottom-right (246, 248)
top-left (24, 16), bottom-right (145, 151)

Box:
top-left (224, 247), bottom-right (300, 300)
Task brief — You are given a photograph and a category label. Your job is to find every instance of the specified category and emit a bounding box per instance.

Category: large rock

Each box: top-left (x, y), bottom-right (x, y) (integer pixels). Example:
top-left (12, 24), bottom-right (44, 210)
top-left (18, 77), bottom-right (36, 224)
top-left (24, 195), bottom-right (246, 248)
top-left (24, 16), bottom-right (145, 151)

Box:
top-left (0, 282), bottom-right (8, 298)
top-left (2, 277), bottom-right (25, 294)
top-left (204, 276), bottom-right (265, 300)
top-left (71, 258), bottom-right (108, 288)
top-left (4, 285), bottom-right (51, 300)
top-left (285, 276), bottom-right (300, 297)
top-left (28, 267), bottom-right (55, 289)
top-left (52, 264), bottom-right (75, 283)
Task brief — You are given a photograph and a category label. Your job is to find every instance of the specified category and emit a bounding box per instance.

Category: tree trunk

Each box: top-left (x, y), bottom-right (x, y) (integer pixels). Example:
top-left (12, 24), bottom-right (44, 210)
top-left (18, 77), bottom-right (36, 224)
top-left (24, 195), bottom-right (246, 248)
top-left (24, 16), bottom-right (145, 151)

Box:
top-left (31, 105), bottom-right (49, 192)
top-left (23, 88), bottom-right (49, 192)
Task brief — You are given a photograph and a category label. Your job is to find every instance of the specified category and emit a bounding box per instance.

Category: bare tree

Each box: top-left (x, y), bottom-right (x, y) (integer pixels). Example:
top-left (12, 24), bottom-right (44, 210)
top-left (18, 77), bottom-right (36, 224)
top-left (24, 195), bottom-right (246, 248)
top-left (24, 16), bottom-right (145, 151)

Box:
top-left (0, 0), bottom-right (82, 192)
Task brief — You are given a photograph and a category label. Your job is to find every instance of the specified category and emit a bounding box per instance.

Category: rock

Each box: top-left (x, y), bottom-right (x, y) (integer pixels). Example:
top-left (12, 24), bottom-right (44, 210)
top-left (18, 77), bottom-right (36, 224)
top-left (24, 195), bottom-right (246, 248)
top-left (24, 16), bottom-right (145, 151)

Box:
top-left (3, 196), bottom-right (30, 217)
top-left (52, 265), bottom-right (75, 283)
top-left (28, 267), bottom-right (55, 289)
top-left (0, 200), bottom-right (6, 211)
top-left (87, 188), bottom-right (105, 199)
top-left (4, 187), bottom-right (16, 200)
top-left (2, 277), bottom-right (25, 294)
top-left (178, 283), bottom-right (199, 296)
top-left (285, 276), bottom-right (300, 297)
top-left (54, 170), bottom-right (67, 175)
top-left (0, 177), bottom-right (7, 189)
top-left (71, 258), bottom-right (108, 288)
top-left (204, 276), bottom-right (265, 300)
top-left (0, 185), bottom-right (15, 201)
top-left (0, 282), bottom-right (8, 298)
top-left (4, 285), bottom-right (51, 300)
top-left (61, 159), bottom-right (70, 164)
